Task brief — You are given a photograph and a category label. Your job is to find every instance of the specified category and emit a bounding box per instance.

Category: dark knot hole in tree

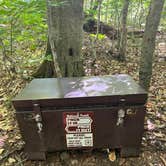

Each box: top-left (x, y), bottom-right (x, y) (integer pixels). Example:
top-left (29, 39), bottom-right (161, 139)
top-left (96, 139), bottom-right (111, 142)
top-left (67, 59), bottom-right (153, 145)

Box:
top-left (69, 48), bottom-right (74, 56)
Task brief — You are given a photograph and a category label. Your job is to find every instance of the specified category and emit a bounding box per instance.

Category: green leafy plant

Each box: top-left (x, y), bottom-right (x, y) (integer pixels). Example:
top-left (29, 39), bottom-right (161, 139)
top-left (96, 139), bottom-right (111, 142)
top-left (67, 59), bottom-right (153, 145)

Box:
top-left (90, 33), bottom-right (106, 40)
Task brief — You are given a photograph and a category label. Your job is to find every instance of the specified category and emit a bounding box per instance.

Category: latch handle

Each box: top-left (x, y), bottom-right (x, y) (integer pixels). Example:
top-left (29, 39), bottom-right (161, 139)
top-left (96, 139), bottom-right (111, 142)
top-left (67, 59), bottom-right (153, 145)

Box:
top-left (33, 104), bottom-right (43, 133)
top-left (35, 114), bottom-right (43, 133)
top-left (33, 103), bottom-right (45, 151)
top-left (116, 109), bottom-right (125, 126)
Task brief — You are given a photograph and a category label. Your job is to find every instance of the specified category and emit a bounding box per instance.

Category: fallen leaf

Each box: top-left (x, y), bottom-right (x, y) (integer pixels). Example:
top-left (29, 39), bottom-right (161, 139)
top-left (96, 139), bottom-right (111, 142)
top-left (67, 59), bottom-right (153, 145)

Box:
top-left (155, 120), bottom-right (160, 125)
top-left (147, 119), bottom-right (155, 131)
top-left (0, 113), bottom-right (3, 120)
top-left (153, 132), bottom-right (164, 138)
top-left (0, 136), bottom-right (7, 148)
top-left (8, 139), bottom-right (16, 143)
top-left (108, 151), bottom-right (116, 162)
top-left (0, 148), bottom-right (4, 154)
top-left (3, 125), bottom-right (14, 131)
top-left (15, 135), bottom-right (21, 140)
top-left (146, 102), bottom-right (153, 108)
top-left (8, 158), bottom-right (16, 163)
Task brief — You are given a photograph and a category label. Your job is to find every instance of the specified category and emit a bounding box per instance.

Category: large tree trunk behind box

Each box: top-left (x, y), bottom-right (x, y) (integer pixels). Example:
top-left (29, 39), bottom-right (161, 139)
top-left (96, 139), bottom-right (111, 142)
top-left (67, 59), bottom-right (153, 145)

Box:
top-left (139, 0), bottom-right (165, 90)
top-left (33, 39), bottom-right (54, 78)
top-left (47, 0), bottom-right (84, 77)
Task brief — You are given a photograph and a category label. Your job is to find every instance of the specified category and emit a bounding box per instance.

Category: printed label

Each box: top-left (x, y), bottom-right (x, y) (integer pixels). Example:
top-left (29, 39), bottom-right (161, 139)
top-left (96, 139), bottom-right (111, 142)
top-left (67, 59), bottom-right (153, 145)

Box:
top-left (63, 112), bottom-right (93, 148)
top-left (66, 133), bottom-right (93, 147)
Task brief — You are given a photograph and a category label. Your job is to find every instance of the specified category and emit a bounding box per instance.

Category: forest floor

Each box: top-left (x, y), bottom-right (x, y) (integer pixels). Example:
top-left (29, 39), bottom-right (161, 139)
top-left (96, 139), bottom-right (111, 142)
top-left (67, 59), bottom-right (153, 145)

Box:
top-left (0, 33), bottom-right (165, 166)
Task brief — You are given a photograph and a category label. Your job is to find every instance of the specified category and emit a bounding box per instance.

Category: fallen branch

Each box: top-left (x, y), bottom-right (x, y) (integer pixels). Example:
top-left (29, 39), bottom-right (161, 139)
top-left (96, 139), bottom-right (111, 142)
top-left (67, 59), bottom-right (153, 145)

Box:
top-left (160, 156), bottom-right (166, 166)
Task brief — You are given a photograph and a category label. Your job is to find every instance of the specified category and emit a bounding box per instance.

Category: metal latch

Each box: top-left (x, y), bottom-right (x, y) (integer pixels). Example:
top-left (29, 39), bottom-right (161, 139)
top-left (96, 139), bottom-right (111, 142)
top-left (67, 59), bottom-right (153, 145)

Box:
top-left (35, 114), bottom-right (43, 133)
top-left (33, 104), bottom-right (43, 133)
top-left (116, 109), bottom-right (125, 126)
top-left (33, 103), bottom-right (45, 151)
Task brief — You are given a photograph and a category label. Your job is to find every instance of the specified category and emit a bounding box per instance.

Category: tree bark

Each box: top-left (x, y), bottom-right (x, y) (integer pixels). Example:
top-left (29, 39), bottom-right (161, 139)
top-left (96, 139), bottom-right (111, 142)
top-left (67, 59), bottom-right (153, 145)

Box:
top-left (118, 0), bottom-right (130, 61)
top-left (139, 0), bottom-right (165, 90)
top-left (90, 0), bottom-right (94, 9)
top-left (96, 0), bottom-right (103, 38)
top-left (104, 0), bottom-right (109, 23)
top-left (33, 39), bottom-right (54, 78)
top-left (47, 0), bottom-right (84, 77)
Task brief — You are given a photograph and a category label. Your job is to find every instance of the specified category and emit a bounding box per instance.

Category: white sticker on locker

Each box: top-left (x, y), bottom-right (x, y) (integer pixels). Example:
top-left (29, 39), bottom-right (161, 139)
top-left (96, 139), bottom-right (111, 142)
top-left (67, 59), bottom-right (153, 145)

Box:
top-left (66, 133), bottom-right (93, 147)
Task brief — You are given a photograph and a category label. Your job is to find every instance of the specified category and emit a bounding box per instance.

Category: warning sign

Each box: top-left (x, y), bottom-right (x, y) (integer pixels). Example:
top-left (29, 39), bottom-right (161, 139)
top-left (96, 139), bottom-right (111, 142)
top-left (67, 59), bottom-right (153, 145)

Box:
top-left (63, 112), bottom-right (93, 148)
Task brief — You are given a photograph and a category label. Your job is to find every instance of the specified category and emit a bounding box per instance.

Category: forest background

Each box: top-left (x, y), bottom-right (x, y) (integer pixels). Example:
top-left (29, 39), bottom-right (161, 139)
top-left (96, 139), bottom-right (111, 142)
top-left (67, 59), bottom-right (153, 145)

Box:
top-left (0, 0), bottom-right (165, 165)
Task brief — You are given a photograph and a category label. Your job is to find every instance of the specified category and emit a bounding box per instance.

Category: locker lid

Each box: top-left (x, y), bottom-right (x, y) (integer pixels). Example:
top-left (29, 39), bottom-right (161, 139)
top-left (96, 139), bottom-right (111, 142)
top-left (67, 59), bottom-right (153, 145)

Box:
top-left (12, 74), bottom-right (148, 108)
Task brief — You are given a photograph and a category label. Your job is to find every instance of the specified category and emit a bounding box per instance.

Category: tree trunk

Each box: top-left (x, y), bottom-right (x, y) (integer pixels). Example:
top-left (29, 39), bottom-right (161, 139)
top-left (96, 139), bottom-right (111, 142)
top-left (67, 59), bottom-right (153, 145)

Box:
top-left (90, 0), bottom-right (94, 9)
top-left (139, 0), bottom-right (165, 90)
top-left (47, 0), bottom-right (84, 77)
top-left (96, 0), bottom-right (103, 38)
top-left (33, 39), bottom-right (54, 78)
top-left (104, 0), bottom-right (109, 23)
top-left (118, 0), bottom-right (130, 61)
